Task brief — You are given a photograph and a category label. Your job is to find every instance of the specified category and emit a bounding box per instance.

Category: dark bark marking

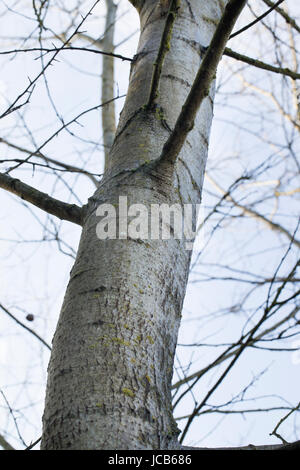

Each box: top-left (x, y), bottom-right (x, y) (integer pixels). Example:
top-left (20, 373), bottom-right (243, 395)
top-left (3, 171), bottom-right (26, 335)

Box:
top-left (162, 73), bottom-right (191, 88)
top-left (183, 0), bottom-right (195, 20)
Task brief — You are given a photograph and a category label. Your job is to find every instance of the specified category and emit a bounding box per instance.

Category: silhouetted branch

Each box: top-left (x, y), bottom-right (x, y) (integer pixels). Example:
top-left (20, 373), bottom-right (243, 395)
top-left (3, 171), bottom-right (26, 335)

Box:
top-left (0, 173), bottom-right (84, 225)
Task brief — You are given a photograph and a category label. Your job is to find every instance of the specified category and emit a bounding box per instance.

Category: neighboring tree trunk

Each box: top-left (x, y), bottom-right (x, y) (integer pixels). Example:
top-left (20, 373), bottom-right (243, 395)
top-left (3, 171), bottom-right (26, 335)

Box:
top-left (102, 0), bottom-right (117, 170)
top-left (41, 0), bottom-right (226, 450)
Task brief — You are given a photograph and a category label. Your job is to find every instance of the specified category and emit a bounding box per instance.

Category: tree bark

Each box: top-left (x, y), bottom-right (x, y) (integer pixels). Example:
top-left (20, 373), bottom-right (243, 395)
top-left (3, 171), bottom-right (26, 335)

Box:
top-left (41, 0), bottom-right (239, 450)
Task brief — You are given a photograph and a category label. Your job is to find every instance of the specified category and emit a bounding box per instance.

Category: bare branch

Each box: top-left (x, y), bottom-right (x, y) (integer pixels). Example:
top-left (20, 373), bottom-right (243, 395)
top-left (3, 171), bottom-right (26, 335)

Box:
top-left (157, 0), bottom-right (247, 166)
top-left (0, 0), bottom-right (103, 120)
top-left (205, 173), bottom-right (300, 248)
top-left (0, 137), bottom-right (100, 187)
top-left (261, 0), bottom-right (300, 35)
top-left (24, 436), bottom-right (42, 451)
top-left (0, 172), bottom-right (83, 225)
top-left (172, 304), bottom-right (299, 391)
top-left (0, 302), bottom-right (51, 350)
top-left (229, 0), bottom-right (285, 39)
top-left (57, 31), bottom-right (103, 48)
top-left (270, 400), bottom-right (300, 443)
top-left (223, 47), bottom-right (300, 80)
top-left (182, 439), bottom-right (300, 450)
top-left (5, 96), bottom-right (126, 174)
top-left (0, 46), bottom-right (133, 62)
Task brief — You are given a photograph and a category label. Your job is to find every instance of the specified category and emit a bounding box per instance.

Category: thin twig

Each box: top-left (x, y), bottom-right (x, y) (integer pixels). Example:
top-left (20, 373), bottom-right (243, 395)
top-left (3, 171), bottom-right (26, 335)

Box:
top-left (261, 0), bottom-right (300, 34)
top-left (0, 302), bottom-right (51, 350)
top-left (24, 436), bottom-right (42, 451)
top-left (0, 46), bottom-right (133, 62)
top-left (0, 0), bottom-right (103, 119)
top-left (270, 400), bottom-right (300, 444)
top-left (229, 0), bottom-right (285, 39)
top-left (224, 47), bottom-right (300, 80)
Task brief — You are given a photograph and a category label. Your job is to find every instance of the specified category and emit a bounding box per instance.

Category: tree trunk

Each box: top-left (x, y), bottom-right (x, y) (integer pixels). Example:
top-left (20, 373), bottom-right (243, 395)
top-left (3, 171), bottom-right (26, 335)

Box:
top-left (41, 0), bottom-right (225, 450)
